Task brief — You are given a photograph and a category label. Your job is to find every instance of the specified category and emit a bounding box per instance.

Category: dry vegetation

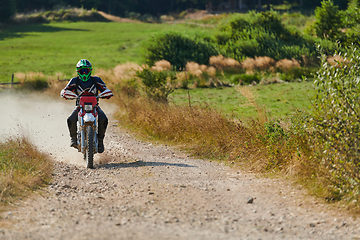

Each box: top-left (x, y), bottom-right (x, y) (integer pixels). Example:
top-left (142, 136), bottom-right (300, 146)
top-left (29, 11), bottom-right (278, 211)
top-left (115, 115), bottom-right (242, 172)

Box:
top-left (114, 79), bottom-right (305, 176)
top-left (275, 58), bottom-right (301, 71)
top-left (0, 137), bottom-right (52, 208)
top-left (209, 55), bottom-right (242, 70)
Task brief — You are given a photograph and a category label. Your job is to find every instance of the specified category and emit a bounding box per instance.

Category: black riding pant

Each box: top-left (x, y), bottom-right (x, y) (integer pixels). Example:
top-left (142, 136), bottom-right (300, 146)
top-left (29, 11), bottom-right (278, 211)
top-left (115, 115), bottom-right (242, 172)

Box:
top-left (67, 107), bottom-right (108, 140)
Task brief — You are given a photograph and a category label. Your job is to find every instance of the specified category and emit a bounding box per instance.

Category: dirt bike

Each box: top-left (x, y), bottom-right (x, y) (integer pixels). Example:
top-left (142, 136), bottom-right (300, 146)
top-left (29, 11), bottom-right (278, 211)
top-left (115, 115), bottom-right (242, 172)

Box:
top-left (65, 90), bottom-right (110, 168)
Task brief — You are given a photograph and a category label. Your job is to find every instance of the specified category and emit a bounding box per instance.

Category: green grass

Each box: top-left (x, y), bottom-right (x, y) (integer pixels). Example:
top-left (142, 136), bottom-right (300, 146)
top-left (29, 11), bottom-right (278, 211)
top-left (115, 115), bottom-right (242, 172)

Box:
top-left (0, 21), bottom-right (212, 82)
top-left (169, 81), bottom-right (314, 119)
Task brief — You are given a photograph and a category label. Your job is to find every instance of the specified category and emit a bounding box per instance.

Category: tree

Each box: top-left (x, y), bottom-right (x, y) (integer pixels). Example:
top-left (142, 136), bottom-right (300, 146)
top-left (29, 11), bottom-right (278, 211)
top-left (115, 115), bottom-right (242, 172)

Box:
top-left (344, 0), bottom-right (360, 27)
top-left (312, 0), bottom-right (344, 40)
top-left (0, 0), bottom-right (16, 22)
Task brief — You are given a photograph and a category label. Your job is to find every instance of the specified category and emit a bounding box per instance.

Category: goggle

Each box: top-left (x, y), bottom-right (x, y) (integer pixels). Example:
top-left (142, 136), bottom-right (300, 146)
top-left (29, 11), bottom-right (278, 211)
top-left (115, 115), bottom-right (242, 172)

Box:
top-left (77, 68), bottom-right (91, 75)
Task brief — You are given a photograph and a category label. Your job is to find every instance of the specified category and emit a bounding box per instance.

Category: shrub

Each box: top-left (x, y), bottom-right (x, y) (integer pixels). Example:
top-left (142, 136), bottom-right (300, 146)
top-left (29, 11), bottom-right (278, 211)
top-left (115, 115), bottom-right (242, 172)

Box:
top-left (152, 60), bottom-right (172, 71)
top-left (16, 72), bottom-right (50, 91)
top-left (275, 58), bottom-right (300, 71)
top-left (21, 78), bottom-right (49, 90)
top-left (278, 67), bottom-right (315, 82)
top-left (136, 68), bottom-right (176, 102)
top-left (230, 73), bottom-right (261, 85)
top-left (13, 8), bottom-right (108, 24)
top-left (242, 57), bottom-right (276, 72)
top-left (304, 45), bottom-right (360, 202)
top-left (117, 78), bottom-right (140, 98)
top-left (215, 11), bottom-right (318, 63)
top-left (144, 32), bottom-right (218, 70)
top-left (209, 55), bottom-right (242, 70)
top-left (311, 0), bottom-right (344, 40)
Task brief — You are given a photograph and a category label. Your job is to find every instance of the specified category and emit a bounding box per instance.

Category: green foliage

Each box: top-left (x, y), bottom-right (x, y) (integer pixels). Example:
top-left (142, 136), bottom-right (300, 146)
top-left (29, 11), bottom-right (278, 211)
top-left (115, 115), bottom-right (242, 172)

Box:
top-left (0, 0), bottom-right (16, 22)
top-left (116, 78), bottom-right (140, 98)
top-left (343, 0), bottom-right (360, 28)
top-left (306, 45), bottom-right (360, 202)
top-left (258, 119), bottom-right (292, 170)
top-left (144, 32), bottom-right (218, 70)
top-left (341, 0), bottom-right (360, 46)
top-left (278, 67), bottom-right (316, 82)
top-left (21, 78), bottom-right (49, 91)
top-left (281, 12), bottom-right (315, 30)
top-left (311, 0), bottom-right (344, 40)
top-left (215, 11), bottom-right (318, 63)
top-left (136, 69), bottom-right (176, 102)
top-left (125, 11), bottom-right (158, 23)
top-left (263, 120), bottom-right (288, 143)
top-left (229, 73), bottom-right (261, 85)
top-left (13, 9), bottom-right (109, 24)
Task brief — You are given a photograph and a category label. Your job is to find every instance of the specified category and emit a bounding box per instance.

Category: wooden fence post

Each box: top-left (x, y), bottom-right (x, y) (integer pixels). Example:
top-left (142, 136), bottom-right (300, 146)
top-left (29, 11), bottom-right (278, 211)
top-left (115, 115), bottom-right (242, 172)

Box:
top-left (11, 74), bottom-right (14, 88)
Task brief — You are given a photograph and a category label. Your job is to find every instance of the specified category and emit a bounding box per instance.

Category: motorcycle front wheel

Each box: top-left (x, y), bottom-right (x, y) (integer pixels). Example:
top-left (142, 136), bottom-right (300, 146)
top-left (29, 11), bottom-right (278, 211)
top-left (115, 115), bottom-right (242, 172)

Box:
top-left (85, 125), bottom-right (94, 169)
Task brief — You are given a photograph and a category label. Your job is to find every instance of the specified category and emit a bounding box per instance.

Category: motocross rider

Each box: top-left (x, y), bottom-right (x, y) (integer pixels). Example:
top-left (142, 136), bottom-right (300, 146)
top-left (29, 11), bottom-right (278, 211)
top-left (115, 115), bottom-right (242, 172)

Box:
top-left (60, 59), bottom-right (113, 153)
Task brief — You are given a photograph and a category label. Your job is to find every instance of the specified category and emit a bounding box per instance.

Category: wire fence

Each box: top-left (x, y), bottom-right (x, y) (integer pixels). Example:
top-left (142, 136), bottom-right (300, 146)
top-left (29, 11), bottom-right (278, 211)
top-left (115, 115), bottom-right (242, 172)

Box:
top-left (0, 74), bottom-right (69, 88)
top-left (0, 74), bottom-right (20, 88)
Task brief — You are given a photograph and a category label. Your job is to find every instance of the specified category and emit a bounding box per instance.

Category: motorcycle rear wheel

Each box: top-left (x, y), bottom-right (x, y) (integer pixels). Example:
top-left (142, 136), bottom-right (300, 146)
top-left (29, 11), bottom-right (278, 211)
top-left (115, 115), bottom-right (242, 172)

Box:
top-left (86, 125), bottom-right (94, 169)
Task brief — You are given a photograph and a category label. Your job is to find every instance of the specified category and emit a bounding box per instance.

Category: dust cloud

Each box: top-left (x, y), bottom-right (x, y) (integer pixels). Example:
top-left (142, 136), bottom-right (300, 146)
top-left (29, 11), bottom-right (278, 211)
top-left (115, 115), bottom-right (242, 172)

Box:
top-left (0, 92), bottom-right (116, 166)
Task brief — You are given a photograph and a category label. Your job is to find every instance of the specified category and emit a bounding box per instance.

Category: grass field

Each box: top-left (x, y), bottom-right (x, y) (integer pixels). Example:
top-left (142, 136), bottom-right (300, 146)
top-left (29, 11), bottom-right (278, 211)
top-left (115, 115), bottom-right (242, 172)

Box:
top-left (0, 19), bottom-right (315, 118)
top-left (0, 21), bottom-right (212, 82)
top-left (169, 81), bottom-right (314, 119)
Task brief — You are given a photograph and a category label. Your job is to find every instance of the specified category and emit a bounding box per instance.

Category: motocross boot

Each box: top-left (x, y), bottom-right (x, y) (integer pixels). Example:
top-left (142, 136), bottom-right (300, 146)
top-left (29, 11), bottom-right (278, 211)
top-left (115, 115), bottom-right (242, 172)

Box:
top-left (98, 139), bottom-right (105, 153)
top-left (98, 137), bottom-right (105, 153)
top-left (98, 138), bottom-right (104, 153)
top-left (70, 135), bottom-right (78, 149)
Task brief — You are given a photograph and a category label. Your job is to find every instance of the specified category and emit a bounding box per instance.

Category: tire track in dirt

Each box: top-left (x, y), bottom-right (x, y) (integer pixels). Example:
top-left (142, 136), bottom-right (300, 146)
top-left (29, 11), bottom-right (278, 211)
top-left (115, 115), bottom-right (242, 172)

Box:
top-left (1, 95), bottom-right (360, 239)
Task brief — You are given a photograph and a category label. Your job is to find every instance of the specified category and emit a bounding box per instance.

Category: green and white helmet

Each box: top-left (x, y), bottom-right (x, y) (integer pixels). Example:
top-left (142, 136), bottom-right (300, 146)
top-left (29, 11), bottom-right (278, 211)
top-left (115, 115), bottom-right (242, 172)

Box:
top-left (76, 59), bottom-right (92, 82)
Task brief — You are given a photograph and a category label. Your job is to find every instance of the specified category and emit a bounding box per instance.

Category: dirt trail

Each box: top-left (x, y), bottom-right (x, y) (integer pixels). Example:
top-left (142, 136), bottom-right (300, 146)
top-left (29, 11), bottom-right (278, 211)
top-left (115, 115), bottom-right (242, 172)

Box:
top-left (1, 95), bottom-right (360, 239)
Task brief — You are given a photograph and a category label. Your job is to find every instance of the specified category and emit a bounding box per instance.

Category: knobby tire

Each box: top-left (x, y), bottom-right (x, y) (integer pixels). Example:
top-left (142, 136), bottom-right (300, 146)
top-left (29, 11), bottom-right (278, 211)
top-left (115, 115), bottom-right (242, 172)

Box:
top-left (86, 126), bottom-right (94, 169)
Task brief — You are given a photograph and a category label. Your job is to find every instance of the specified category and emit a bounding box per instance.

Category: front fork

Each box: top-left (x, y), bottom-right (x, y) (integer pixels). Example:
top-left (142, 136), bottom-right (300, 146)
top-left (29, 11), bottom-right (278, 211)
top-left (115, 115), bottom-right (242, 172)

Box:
top-left (78, 115), bottom-right (98, 154)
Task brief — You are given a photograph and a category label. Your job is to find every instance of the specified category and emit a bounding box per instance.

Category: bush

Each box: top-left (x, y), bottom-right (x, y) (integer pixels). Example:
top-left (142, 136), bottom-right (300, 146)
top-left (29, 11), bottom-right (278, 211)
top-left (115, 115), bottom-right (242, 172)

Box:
top-left (21, 78), bottom-right (49, 91)
top-left (136, 69), bottom-right (176, 103)
top-left (230, 73), bottom-right (261, 85)
top-left (144, 32), bottom-right (218, 70)
top-left (311, 0), bottom-right (344, 40)
top-left (304, 45), bottom-right (360, 202)
top-left (278, 67), bottom-right (316, 82)
top-left (215, 11), bottom-right (319, 64)
top-left (13, 8), bottom-right (108, 24)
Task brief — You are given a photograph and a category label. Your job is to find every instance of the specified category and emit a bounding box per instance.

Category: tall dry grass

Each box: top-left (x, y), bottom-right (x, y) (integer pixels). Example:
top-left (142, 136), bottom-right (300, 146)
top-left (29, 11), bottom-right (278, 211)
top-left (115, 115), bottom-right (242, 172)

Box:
top-left (209, 55), bottom-right (242, 70)
top-left (0, 137), bottom-right (52, 207)
top-left (151, 60), bottom-right (171, 71)
top-left (116, 82), bottom-right (303, 174)
top-left (326, 55), bottom-right (349, 67)
top-left (275, 58), bottom-right (300, 71)
top-left (242, 57), bottom-right (276, 72)
top-left (120, 97), bottom-right (265, 162)
top-left (95, 63), bottom-right (143, 87)
top-left (185, 62), bottom-right (220, 88)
